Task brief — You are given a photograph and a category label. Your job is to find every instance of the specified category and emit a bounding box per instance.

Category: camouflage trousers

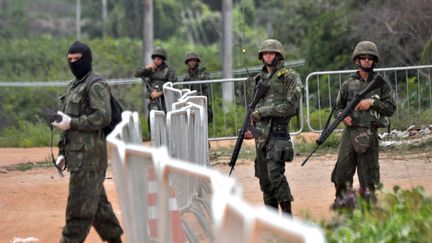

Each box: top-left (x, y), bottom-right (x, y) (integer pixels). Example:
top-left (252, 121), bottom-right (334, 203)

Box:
top-left (61, 170), bottom-right (123, 243)
top-left (331, 126), bottom-right (380, 198)
top-left (254, 137), bottom-right (294, 208)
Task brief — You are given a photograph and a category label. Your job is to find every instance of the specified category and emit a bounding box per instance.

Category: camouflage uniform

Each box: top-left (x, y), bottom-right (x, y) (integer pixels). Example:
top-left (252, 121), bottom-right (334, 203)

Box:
top-left (135, 47), bottom-right (177, 113)
top-left (183, 52), bottom-right (213, 123)
top-left (58, 71), bottom-right (123, 242)
top-left (331, 41), bottom-right (396, 205)
top-left (251, 39), bottom-right (302, 212)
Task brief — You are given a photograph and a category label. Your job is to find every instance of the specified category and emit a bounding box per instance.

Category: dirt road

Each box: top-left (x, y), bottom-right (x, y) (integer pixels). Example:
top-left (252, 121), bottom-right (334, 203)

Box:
top-left (0, 144), bottom-right (431, 242)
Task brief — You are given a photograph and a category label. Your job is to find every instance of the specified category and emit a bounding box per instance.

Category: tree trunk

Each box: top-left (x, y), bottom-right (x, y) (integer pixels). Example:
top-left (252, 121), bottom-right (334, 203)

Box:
top-left (222, 0), bottom-right (234, 106)
top-left (143, 0), bottom-right (153, 65)
top-left (102, 0), bottom-right (108, 38)
top-left (76, 0), bottom-right (81, 40)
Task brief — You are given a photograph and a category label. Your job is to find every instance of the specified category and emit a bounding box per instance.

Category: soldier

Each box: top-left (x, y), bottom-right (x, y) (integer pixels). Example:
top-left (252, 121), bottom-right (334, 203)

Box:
top-left (331, 41), bottom-right (396, 209)
top-left (183, 52), bottom-right (213, 123)
top-left (135, 47), bottom-right (177, 113)
top-left (51, 41), bottom-right (123, 243)
top-left (249, 39), bottom-right (302, 215)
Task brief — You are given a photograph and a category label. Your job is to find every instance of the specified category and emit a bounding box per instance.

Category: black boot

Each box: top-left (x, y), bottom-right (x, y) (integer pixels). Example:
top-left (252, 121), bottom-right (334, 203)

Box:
top-left (265, 202), bottom-right (278, 210)
top-left (359, 187), bottom-right (377, 205)
top-left (107, 236), bottom-right (122, 243)
top-left (279, 201), bottom-right (292, 215)
top-left (331, 188), bottom-right (357, 211)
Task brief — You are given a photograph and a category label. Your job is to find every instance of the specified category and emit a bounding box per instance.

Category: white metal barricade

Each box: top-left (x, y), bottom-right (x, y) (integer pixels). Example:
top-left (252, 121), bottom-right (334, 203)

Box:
top-left (149, 110), bottom-right (167, 147)
top-left (107, 111), bottom-right (325, 243)
top-left (163, 82), bottom-right (182, 113)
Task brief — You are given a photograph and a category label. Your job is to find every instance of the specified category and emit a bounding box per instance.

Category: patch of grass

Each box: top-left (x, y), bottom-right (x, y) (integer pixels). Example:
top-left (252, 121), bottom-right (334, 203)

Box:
top-left (5, 160), bottom-right (53, 172)
top-left (0, 118), bottom-right (60, 147)
top-left (210, 143), bottom-right (256, 161)
top-left (294, 133), bottom-right (341, 156)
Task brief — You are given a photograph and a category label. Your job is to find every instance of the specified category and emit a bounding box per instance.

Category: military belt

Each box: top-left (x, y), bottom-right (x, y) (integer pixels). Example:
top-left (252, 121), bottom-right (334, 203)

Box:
top-left (271, 124), bottom-right (290, 139)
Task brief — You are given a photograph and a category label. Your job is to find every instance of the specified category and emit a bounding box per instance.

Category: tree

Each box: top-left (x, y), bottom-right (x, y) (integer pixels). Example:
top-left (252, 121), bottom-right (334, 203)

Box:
top-left (350, 0), bottom-right (432, 66)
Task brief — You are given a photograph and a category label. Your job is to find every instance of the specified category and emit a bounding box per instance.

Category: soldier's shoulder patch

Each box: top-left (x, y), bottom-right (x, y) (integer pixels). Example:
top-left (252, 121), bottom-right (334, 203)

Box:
top-left (276, 68), bottom-right (290, 78)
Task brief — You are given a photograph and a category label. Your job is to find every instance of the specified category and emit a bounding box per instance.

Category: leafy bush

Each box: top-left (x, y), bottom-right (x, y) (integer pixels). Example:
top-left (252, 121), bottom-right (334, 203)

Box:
top-left (323, 186), bottom-right (432, 242)
top-left (0, 118), bottom-right (59, 147)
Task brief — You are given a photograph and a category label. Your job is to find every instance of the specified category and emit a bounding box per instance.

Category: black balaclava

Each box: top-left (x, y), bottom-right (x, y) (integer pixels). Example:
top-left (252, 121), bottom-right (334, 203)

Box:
top-left (67, 41), bottom-right (92, 80)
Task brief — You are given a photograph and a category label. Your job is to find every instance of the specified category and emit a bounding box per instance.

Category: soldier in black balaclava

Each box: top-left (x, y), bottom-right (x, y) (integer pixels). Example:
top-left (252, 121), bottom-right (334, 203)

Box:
top-left (52, 41), bottom-right (124, 243)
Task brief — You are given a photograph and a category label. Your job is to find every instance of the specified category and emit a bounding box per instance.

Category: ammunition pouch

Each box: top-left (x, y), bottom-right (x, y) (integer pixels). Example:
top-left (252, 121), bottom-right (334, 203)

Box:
top-left (268, 118), bottom-right (293, 162)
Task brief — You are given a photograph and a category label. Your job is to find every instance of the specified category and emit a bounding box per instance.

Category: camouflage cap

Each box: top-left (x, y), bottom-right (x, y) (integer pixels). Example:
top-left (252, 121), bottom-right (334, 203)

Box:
top-left (184, 52), bottom-right (201, 64)
top-left (151, 47), bottom-right (168, 60)
top-left (258, 39), bottom-right (285, 60)
top-left (352, 41), bottom-right (380, 62)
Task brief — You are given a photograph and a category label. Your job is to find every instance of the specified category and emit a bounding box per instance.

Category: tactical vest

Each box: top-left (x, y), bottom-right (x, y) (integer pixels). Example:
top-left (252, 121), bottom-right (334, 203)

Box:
top-left (59, 71), bottom-right (109, 171)
top-left (345, 74), bottom-right (389, 128)
top-left (183, 67), bottom-right (209, 95)
top-left (253, 65), bottom-right (295, 149)
top-left (148, 66), bottom-right (171, 91)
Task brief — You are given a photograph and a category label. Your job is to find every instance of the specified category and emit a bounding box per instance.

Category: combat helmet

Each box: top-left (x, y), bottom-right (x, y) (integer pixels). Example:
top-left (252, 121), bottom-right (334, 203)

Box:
top-left (151, 47), bottom-right (168, 60)
top-left (351, 41), bottom-right (380, 62)
top-left (258, 39), bottom-right (285, 60)
top-left (184, 52), bottom-right (201, 64)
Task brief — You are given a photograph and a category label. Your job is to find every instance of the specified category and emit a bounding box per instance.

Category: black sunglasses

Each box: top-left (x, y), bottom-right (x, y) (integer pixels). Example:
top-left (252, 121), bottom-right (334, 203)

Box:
top-left (359, 55), bottom-right (375, 61)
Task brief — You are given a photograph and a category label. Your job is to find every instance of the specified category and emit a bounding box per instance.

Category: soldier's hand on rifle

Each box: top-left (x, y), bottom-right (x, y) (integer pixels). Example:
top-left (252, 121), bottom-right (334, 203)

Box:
top-left (355, 98), bottom-right (374, 111)
top-left (244, 129), bottom-right (254, 140)
top-left (251, 110), bottom-right (262, 122)
top-left (51, 111), bottom-right (71, 131)
top-left (150, 90), bottom-right (162, 99)
top-left (343, 116), bottom-right (352, 127)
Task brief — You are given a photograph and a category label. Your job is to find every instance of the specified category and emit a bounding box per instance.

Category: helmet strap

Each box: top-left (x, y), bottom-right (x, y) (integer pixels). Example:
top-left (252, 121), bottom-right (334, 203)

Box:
top-left (265, 57), bottom-right (279, 67)
top-left (357, 62), bottom-right (375, 73)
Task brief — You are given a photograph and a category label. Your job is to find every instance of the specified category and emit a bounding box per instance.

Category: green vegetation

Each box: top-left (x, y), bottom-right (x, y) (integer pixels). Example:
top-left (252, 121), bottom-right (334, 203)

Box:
top-left (1, 0), bottom-right (431, 147)
top-left (5, 160), bottom-right (53, 172)
top-left (323, 186), bottom-right (432, 242)
top-left (0, 119), bottom-right (59, 147)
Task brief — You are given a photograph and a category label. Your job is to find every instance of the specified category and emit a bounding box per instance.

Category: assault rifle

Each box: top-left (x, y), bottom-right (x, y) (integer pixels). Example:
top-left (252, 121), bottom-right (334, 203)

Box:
top-left (228, 79), bottom-right (269, 176)
top-left (144, 80), bottom-right (163, 110)
top-left (301, 74), bottom-right (385, 167)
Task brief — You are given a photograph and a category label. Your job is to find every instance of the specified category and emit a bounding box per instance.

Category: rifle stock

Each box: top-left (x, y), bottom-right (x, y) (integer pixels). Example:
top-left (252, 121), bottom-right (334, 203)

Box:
top-left (229, 81), bottom-right (269, 176)
top-left (301, 73), bottom-right (384, 167)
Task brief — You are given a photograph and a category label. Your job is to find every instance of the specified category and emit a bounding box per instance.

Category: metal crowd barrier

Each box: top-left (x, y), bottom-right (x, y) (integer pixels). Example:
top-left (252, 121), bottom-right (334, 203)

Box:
top-left (305, 65), bottom-right (432, 132)
top-left (163, 83), bottom-right (212, 241)
top-left (106, 111), bottom-right (325, 243)
top-left (173, 77), bottom-right (304, 140)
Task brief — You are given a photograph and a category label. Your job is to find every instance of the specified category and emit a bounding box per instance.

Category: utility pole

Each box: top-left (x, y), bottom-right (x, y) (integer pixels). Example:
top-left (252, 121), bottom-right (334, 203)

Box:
top-left (102, 0), bottom-right (108, 38)
top-left (222, 0), bottom-right (234, 105)
top-left (143, 0), bottom-right (154, 64)
top-left (76, 0), bottom-right (81, 40)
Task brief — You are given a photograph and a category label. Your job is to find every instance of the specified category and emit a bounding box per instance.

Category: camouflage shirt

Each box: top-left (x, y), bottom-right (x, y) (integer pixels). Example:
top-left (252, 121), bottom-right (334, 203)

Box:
top-left (183, 67), bottom-right (211, 106)
top-left (252, 62), bottom-right (302, 149)
top-left (59, 71), bottom-right (111, 172)
top-left (136, 63), bottom-right (177, 97)
top-left (335, 71), bottom-right (396, 127)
